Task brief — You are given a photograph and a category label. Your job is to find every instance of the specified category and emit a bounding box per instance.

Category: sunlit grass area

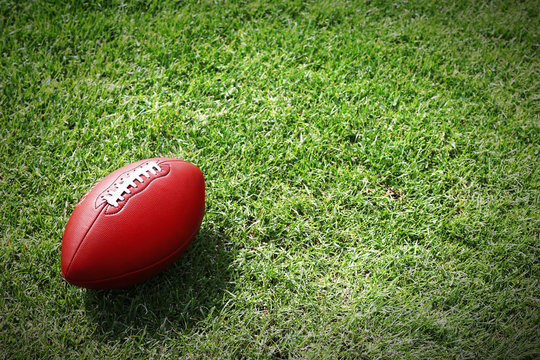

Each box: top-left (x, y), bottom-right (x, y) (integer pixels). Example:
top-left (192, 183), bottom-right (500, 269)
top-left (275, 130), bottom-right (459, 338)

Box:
top-left (1, 0), bottom-right (538, 358)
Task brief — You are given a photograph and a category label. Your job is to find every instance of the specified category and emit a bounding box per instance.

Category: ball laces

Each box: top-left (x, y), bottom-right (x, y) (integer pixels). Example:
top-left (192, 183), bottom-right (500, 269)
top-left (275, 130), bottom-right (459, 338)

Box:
top-left (103, 162), bottom-right (162, 207)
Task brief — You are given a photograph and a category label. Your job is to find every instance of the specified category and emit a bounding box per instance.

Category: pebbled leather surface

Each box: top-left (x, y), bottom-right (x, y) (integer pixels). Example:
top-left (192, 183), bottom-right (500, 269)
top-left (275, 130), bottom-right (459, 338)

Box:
top-left (61, 157), bottom-right (205, 289)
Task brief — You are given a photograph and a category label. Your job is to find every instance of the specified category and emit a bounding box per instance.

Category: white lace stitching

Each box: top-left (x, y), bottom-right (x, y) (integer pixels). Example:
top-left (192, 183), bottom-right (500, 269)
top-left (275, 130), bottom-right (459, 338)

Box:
top-left (103, 162), bottom-right (162, 207)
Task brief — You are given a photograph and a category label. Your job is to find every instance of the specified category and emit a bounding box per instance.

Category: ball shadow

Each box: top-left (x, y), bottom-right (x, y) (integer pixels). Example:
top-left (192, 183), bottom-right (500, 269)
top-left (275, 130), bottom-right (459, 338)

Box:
top-left (83, 227), bottom-right (235, 340)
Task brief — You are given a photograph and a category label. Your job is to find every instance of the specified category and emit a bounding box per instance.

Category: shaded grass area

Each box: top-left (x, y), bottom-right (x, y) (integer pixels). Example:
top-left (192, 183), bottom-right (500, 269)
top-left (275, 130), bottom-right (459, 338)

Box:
top-left (1, 0), bottom-right (539, 358)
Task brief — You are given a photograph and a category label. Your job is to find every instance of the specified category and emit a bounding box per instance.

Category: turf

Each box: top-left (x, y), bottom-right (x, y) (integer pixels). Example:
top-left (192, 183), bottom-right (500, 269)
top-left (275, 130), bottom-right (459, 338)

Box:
top-left (0, 0), bottom-right (538, 358)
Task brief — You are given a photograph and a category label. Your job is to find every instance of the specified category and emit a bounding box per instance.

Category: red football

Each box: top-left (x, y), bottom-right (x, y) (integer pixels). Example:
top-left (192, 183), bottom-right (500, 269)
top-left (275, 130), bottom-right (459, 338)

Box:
top-left (61, 157), bottom-right (205, 289)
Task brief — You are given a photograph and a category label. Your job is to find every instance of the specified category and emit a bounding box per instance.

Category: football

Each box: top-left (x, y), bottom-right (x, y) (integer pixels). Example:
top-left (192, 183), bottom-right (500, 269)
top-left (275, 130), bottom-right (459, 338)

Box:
top-left (61, 157), bottom-right (205, 289)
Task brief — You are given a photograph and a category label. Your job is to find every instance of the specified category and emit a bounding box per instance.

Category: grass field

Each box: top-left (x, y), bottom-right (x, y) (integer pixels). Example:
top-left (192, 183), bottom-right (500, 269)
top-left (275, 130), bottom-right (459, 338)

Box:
top-left (1, 0), bottom-right (539, 358)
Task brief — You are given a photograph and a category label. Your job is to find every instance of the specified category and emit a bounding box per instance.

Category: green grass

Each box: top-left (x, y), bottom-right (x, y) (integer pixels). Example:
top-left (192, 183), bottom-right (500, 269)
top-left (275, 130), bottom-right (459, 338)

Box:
top-left (1, 0), bottom-right (538, 358)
